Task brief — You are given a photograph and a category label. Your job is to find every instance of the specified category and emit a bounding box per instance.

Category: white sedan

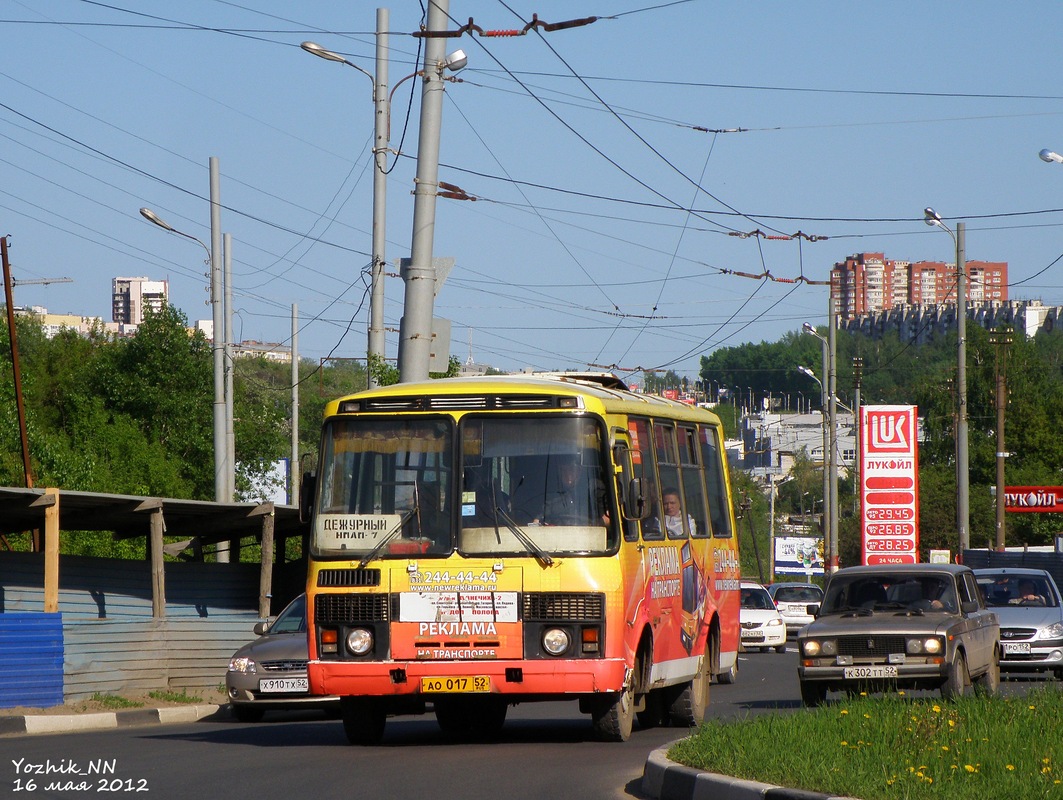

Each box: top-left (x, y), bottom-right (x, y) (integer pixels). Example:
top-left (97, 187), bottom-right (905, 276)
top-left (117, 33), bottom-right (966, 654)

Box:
top-left (739, 581), bottom-right (787, 653)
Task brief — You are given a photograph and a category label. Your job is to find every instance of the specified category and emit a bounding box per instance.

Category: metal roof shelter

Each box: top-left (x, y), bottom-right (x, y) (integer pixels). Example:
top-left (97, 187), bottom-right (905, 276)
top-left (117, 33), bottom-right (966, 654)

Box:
top-left (0, 486), bottom-right (308, 617)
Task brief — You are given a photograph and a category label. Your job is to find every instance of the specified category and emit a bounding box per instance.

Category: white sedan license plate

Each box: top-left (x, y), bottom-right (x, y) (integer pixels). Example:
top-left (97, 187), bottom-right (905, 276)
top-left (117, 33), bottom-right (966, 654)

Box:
top-left (258, 677), bottom-right (308, 693)
top-left (843, 666), bottom-right (898, 680)
top-left (1002, 642), bottom-right (1031, 655)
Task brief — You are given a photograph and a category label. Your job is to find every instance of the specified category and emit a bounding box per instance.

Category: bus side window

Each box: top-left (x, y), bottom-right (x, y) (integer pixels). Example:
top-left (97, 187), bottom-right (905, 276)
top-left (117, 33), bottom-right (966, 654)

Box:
top-left (654, 422), bottom-right (687, 540)
top-left (700, 424), bottom-right (733, 538)
top-left (678, 425), bottom-right (710, 538)
top-left (628, 418), bottom-right (663, 541)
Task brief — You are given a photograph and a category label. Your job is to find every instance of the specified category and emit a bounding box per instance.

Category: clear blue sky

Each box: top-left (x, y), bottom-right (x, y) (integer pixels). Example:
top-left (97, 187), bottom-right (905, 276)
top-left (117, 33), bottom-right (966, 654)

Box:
top-left (3, 1), bottom-right (1063, 383)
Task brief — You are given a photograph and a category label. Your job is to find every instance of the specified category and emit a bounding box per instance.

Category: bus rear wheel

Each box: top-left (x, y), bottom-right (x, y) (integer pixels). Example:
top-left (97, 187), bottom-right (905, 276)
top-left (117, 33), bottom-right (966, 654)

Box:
top-left (340, 697), bottom-right (386, 746)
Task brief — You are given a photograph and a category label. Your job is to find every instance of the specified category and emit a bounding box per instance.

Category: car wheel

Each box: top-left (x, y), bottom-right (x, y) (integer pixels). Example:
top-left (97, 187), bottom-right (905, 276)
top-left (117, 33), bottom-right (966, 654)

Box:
top-left (973, 649), bottom-right (1000, 697)
top-left (941, 652), bottom-right (970, 700)
top-left (717, 657), bottom-right (738, 685)
top-left (340, 697), bottom-right (386, 745)
top-left (775, 644), bottom-right (787, 654)
top-left (799, 680), bottom-right (827, 707)
top-left (231, 704), bottom-right (264, 723)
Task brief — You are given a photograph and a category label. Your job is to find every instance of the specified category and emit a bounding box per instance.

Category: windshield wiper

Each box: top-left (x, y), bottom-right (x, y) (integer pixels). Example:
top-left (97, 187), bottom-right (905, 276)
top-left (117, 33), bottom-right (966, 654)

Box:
top-left (495, 506), bottom-right (554, 567)
top-left (359, 508), bottom-right (416, 569)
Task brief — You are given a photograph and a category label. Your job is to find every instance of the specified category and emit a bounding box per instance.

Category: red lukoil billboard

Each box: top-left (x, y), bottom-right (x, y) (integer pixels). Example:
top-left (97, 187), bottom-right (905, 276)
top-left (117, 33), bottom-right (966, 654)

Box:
top-left (860, 405), bottom-right (919, 565)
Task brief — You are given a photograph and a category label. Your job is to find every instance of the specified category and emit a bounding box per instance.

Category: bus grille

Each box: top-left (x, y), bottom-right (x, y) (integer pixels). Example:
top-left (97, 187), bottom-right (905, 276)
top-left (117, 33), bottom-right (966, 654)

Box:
top-left (317, 568), bottom-right (381, 587)
top-left (523, 592), bottom-right (605, 621)
top-left (315, 593), bottom-right (389, 624)
top-left (836, 635), bottom-right (907, 658)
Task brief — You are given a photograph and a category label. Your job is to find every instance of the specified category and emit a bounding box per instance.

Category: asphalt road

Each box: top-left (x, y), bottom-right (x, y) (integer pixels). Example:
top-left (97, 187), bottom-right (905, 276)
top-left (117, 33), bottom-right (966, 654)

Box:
top-left (5, 648), bottom-right (1047, 800)
top-left (3, 648), bottom-right (802, 800)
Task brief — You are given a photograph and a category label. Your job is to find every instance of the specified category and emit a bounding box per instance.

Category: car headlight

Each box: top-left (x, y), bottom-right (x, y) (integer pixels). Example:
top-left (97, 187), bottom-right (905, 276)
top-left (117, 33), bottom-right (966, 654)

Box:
top-left (766, 618), bottom-right (784, 627)
top-left (542, 627), bottom-right (571, 656)
top-left (346, 628), bottom-right (374, 656)
top-left (228, 656), bottom-right (256, 674)
top-left (802, 639), bottom-right (835, 656)
top-left (907, 637), bottom-right (943, 655)
top-left (1037, 622), bottom-right (1063, 640)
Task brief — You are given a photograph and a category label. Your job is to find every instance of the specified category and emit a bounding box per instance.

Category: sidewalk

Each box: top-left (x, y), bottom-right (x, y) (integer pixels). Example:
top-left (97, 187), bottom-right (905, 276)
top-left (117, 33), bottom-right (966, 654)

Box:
top-left (0, 704), bottom-right (226, 737)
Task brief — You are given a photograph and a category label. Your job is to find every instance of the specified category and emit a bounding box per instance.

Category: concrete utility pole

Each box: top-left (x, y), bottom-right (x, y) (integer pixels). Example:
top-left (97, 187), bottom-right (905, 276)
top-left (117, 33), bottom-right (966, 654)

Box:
top-left (368, 8), bottom-right (389, 387)
top-left (291, 303), bottom-right (299, 508)
top-left (991, 326), bottom-right (1012, 551)
top-left (210, 158), bottom-right (229, 562)
top-left (398, 0), bottom-right (450, 382)
top-left (224, 233), bottom-right (235, 503)
top-left (956, 222), bottom-right (969, 555)
top-left (827, 306), bottom-right (839, 572)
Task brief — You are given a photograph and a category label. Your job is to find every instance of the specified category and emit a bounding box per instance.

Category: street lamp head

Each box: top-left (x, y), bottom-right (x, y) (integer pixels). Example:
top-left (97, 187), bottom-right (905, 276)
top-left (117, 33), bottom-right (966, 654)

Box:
top-left (139, 207), bottom-right (174, 232)
top-left (923, 207), bottom-right (942, 227)
top-left (443, 49), bottom-right (468, 72)
top-left (301, 41), bottom-right (346, 63)
top-left (802, 322), bottom-right (816, 335)
top-left (1040, 148), bottom-right (1063, 164)
top-left (797, 365), bottom-right (817, 380)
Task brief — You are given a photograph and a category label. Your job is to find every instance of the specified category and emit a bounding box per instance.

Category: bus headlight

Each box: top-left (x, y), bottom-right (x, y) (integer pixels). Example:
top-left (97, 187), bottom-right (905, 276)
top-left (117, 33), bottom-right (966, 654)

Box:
top-left (542, 628), bottom-right (571, 656)
top-left (346, 628), bottom-right (374, 656)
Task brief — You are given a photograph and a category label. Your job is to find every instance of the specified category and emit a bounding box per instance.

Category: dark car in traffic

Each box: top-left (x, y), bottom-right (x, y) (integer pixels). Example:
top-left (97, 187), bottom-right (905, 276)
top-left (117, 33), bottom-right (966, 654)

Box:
top-left (797, 564), bottom-right (1000, 706)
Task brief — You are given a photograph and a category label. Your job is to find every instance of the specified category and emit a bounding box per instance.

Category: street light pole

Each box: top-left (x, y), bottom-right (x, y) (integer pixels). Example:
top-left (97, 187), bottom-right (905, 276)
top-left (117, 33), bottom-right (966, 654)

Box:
top-left (139, 205), bottom-right (228, 515)
top-left (797, 362), bottom-right (829, 567)
top-left (924, 208), bottom-right (969, 555)
top-left (302, 9), bottom-right (390, 387)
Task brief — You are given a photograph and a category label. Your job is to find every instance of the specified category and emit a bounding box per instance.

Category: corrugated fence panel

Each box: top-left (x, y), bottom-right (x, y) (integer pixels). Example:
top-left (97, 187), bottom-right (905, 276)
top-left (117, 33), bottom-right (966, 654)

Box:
top-left (62, 616), bottom-right (262, 701)
top-left (0, 553), bottom-right (260, 617)
top-left (0, 613), bottom-right (64, 709)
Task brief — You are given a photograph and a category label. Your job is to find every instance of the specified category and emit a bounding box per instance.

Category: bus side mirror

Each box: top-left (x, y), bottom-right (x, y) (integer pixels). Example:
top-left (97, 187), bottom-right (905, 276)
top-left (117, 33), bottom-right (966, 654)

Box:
top-left (623, 477), bottom-right (646, 520)
top-left (299, 472), bottom-right (316, 523)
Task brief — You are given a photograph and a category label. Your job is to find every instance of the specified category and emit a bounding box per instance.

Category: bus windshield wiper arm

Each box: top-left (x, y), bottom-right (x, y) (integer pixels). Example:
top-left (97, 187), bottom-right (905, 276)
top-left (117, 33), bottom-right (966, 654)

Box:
top-left (496, 506), bottom-right (553, 567)
top-left (359, 508), bottom-right (416, 569)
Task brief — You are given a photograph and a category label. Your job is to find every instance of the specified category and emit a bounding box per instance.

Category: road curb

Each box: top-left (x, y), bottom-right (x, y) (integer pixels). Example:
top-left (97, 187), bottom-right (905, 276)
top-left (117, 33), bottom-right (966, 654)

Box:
top-left (642, 744), bottom-right (863, 800)
top-left (0, 704), bottom-right (226, 737)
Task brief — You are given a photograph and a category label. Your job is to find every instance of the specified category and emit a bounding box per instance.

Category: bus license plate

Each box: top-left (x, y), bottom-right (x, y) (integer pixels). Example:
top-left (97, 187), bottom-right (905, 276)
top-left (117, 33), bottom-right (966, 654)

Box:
top-left (259, 677), bottom-right (308, 693)
top-left (421, 676), bottom-right (491, 693)
top-left (843, 666), bottom-right (897, 680)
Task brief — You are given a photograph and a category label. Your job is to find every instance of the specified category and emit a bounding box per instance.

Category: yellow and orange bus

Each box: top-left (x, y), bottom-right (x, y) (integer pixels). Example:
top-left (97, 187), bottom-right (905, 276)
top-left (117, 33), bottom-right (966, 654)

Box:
top-left (301, 373), bottom-right (740, 743)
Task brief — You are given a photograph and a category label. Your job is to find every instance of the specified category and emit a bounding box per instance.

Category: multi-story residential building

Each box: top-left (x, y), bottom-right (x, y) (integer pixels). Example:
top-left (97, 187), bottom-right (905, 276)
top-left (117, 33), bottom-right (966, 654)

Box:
top-left (831, 253), bottom-right (1008, 322)
top-left (112, 276), bottom-right (168, 325)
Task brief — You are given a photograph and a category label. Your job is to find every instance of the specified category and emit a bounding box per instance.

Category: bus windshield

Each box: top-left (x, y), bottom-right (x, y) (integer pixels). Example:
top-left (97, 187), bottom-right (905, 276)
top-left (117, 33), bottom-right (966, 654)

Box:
top-left (313, 417), bottom-right (454, 557)
top-left (459, 415), bottom-right (616, 556)
top-left (312, 413), bottom-right (617, 558)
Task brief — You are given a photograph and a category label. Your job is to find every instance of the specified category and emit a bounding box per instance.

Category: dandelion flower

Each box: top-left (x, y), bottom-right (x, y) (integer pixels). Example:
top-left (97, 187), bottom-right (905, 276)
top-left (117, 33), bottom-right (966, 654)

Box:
top-left (932, 704), bottom-right (942, 713)
top-left (964, 765), bottom-right (977, 773)
top-left (1006, 765), bottom-right (1015, 771)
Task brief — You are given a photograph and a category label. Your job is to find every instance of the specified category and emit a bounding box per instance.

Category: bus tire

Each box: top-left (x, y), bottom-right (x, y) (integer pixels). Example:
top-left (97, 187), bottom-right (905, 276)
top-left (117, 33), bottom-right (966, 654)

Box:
top-left (340, 697), bottom-right (386, 746)
top-left (591, 659), bottom-right (638, 742)
top-left (668, 639), bottom-right (711, 727)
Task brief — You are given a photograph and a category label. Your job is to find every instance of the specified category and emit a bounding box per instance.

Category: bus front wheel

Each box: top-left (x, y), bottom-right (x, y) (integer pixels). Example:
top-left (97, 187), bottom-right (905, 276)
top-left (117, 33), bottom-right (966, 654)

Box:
top-left (667, 639), bottom-right (711, 727)
top-left (590, 658), bottom-right (639, 742)
top-left (340, 697), bottom-right (386, 746)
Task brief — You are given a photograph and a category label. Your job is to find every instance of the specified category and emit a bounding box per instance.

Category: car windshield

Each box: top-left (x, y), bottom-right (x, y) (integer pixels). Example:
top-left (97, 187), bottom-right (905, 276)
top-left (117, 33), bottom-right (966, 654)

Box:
top-left (741, 587), bottom-right (775, 610)
top-left (269, 595), bottom-right (306, 634)
top-left (822, 573), bottom-right (957, 613)
top-left (774, 585), bottom-right (822, 603)
top-left (977, 573), bottom-right (1057, 608)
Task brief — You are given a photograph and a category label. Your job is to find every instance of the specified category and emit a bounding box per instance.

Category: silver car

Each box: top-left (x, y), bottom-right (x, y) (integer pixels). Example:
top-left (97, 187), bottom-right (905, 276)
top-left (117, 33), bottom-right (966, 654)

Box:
top-left (767, 582), bottom-right (823, 636)
top-left (226, 594), bottom-right (339, 721)
top-left (974, 568), bottom-right (1063, 680)
top-left (797, 564), bottom-right (1000, 706)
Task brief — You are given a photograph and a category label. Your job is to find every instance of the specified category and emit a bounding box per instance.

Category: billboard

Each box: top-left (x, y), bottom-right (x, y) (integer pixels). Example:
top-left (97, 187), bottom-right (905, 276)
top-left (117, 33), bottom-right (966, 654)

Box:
top-left (774, 536), bottom-right (824, 576)
top-left (1004, 487), bottom-right (1063, 513)
top-left (860, 405), bottom-right (919, 565)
